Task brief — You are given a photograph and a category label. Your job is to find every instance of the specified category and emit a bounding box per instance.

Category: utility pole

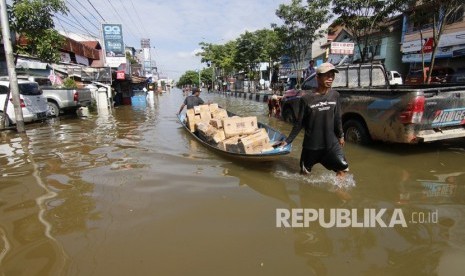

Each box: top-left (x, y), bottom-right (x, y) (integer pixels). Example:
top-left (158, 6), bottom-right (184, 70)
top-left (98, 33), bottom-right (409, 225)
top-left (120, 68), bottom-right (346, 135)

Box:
top-left (0, 0), bottom-right (25, 132)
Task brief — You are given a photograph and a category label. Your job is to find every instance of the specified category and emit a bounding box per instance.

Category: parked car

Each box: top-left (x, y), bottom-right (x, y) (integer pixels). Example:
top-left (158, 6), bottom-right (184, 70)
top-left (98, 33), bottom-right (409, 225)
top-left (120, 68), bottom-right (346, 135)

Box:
top-left (280, 63), bottom-right (465, 144)
top-left (0, 80), bottom-right (49, 127)
top-left (405, 67), bottom-right (455, 84)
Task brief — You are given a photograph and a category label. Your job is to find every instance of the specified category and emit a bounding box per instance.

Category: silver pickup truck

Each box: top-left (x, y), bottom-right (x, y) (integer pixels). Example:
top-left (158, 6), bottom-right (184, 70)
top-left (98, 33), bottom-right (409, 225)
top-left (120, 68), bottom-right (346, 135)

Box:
top-left (18, 76), bottom-right (92, 116)
top-left (41, 87), bottom-right (92, 116)
top-left (280, 64), bottom-right (465, 144)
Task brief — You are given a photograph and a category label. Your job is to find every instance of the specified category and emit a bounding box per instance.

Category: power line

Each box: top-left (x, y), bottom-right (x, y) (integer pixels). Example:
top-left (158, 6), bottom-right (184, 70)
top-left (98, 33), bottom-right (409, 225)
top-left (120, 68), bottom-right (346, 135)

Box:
top-left (55, 15), bottom-right (99, 39)
top-left (117, 0), bottom-right (144, 39)
top-left (75, 0), bottom-right (101, 25)
top-left (65, 0), bottom-right (100, 32)
top-left (86, 0), bottom-right (106, 23)
top-left (129, 0), bottom-right (149, 36)
top-left (105, 0), bottom-right (139, 44)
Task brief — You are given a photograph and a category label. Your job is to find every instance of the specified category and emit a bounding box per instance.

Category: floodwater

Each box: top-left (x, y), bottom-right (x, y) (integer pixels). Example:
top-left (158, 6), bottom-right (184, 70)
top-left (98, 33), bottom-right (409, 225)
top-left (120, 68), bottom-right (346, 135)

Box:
top-left (0, 89), bottom-right (464, 276)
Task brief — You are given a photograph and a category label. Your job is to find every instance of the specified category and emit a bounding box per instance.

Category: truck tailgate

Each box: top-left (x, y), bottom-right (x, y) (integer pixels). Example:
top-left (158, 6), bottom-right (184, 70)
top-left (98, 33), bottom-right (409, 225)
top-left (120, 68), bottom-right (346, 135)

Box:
top-left (418, 86), bottom-right (465, 141)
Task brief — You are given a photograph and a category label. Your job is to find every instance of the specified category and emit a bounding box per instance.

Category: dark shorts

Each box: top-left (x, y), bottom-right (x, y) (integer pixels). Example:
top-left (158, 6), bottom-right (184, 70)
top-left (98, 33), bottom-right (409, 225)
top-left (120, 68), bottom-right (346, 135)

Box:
top-left (300, 144), bottom-right (349, 173)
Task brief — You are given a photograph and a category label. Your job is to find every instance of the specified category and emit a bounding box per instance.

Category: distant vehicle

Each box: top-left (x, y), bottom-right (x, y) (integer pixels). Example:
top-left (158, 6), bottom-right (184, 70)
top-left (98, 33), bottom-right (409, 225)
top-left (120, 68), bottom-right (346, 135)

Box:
top-left (387, 70), bottom-right (403, 85)
top-left (0, 80), bottom-right (49, 127)
top-left (405, 67), bottom-right (455, 84)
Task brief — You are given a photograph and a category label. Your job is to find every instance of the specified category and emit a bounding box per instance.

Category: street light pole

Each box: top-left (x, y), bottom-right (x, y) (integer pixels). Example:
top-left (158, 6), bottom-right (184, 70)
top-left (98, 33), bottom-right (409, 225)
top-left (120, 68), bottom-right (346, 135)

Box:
top-left (198, 69), bottom-right (201, 89)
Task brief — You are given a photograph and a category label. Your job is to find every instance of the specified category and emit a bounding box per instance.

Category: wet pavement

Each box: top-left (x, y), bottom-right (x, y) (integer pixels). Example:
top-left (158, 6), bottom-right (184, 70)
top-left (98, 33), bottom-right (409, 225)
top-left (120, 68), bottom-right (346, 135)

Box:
top-left (0, 89), bottom-right (464, 275)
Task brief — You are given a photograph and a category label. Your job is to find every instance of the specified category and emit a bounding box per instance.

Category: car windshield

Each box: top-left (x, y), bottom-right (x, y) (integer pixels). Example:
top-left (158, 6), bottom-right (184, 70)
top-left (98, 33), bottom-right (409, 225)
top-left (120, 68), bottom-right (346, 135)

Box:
top-left (18, 83), bottom-right (42, 95)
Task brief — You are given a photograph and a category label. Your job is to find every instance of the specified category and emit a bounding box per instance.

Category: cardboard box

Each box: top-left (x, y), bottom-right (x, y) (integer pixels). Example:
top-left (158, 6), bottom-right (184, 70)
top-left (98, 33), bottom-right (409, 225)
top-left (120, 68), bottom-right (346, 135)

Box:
top-left (218, 135), bottom-right (240, 152)
top-left (200, 110), bottom-right (212, 121)
top-left (209, 103), bottom-right (219, 113)
top-left (238, 128), bottom-right (271, 154)
top-left (211, 108), bottom-right (228, 120)
top-left (188, 115), bottom-right (202, 132)
top-left (199, 104), bottom-right (210, 113)
top-left (186, 109), bottom-right (195, 118)
top-left (196, 123), bottom-right (226, 144)
top-left (187, 112), bottom-right (200, 132)
top-left (193, 105), bottom-right (201, 114)
top-left (211, 129), bottom-right (226, 143)
top-left (222, 116), bottom-right (258, 138)
top-left (209, 118), bottom-right (223, 129)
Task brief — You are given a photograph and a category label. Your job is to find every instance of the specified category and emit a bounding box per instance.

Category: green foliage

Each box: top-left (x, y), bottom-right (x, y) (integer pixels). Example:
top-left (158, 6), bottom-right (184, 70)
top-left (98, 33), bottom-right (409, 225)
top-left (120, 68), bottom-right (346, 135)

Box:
top-left (125, 52), bottom-right (139, 64)
top-left (177, 70), bottom-right (201, 87)
top-left (234, 31), bottom-right (263, 76)
top-left (274, 0), bottom-right (332, 70)
top-left (7, 0), bottom-right (68, 63)
top-left (62, 77), bottom-right (78, 89)
top-left (332, 0), bottom-right (404, 62)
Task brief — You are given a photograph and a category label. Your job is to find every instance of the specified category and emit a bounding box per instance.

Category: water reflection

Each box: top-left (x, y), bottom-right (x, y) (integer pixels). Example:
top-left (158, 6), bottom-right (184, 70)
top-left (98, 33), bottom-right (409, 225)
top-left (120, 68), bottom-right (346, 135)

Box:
top-left (0, 89), bottom-right (463, 275)
top-left (220, 155), bottom-right (465, 275)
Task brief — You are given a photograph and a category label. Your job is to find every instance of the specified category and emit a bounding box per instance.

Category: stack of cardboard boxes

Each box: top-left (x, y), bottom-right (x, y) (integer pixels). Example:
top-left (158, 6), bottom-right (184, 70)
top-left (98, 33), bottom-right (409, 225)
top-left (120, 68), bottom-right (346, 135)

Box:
top-left (185, 104), bottom-right (274, 154)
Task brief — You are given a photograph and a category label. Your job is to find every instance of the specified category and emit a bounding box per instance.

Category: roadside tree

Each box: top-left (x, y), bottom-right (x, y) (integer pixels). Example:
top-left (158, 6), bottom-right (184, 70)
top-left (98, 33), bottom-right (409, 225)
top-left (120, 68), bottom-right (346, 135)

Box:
top-left (332, 0), bottom-right (404, 63)
top-left (273, 0), bottom-right (332, 85)
top-left (7, 0), bottom-right (68, 64)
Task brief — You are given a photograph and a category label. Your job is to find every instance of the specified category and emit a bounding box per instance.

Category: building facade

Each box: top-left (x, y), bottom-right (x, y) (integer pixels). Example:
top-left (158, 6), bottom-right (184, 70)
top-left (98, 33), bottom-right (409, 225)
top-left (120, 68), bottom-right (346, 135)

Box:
top-left (401, 3), bottom-right (465, 73)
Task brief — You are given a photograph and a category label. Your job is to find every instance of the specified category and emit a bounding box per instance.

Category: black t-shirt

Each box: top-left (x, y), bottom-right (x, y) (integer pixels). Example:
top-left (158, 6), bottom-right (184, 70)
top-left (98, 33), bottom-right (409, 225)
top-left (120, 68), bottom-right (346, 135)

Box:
top-left (184, 95), bottom-right (204, 109)
top-left (285, 89), bottom-right (343, 150)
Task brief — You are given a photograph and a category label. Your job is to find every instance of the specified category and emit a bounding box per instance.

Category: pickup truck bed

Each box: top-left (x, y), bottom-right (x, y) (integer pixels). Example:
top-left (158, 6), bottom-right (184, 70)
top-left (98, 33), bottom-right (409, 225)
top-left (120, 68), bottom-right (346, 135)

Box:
top-left (41, 88), bottom-right (92, 116)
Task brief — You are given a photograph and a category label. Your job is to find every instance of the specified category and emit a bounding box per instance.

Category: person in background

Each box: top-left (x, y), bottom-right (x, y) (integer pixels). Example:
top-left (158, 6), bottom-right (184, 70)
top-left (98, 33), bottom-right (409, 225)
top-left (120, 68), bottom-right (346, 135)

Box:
top-left (177, 87), bottom-right (204, 114)
top-left (268, 94), bottom-right (282, 117)
top-left (280, 62), bottom-right (349, 178)
top-left (304, 60), bottom-right (316, 79)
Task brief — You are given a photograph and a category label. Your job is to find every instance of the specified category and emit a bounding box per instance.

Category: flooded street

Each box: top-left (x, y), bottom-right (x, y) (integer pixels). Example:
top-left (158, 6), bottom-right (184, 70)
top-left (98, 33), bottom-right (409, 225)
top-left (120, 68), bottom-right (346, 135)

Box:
top-left (1, 89), bottom-right (465, 275)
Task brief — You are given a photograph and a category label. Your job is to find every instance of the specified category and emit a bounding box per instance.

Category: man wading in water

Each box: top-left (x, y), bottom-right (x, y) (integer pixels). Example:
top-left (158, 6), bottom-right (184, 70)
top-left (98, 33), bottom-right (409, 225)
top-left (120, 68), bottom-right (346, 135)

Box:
top-left (279, 63), bottom-right (349, 178)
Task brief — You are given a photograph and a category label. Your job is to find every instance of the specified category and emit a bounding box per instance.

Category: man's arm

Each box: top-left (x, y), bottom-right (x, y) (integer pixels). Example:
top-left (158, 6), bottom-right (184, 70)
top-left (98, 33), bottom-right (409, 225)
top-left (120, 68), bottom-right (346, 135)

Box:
top-left (334, 93), bottom-right (345, 146)
top-left (178, 103), bottom-right (186, 115)
top-left (281, 98), bottom-right (306, 146)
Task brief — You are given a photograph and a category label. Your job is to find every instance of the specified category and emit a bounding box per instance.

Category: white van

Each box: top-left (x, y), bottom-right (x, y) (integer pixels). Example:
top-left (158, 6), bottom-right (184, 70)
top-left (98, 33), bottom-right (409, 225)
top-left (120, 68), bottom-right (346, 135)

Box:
top-left (0, 80), bottom-right (49, 127)
top-left (387, 70), bottom-right (403, 85)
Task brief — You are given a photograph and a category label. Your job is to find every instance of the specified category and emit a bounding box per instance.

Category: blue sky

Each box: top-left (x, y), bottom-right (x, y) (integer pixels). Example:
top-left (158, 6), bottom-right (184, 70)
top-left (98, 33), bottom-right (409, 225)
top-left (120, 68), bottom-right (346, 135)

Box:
top-left (53, 0), bottom-right (291, 80)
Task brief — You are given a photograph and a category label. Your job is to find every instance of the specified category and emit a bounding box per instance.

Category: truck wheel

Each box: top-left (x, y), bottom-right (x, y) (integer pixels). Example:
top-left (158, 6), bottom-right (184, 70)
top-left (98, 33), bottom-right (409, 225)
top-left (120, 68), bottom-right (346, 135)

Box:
top-left (0, 112), bottom-right (10, 128)
top-left (48, 102), bottom-right (60, 117)
top-left (343, 120), bottom-right (371, 144)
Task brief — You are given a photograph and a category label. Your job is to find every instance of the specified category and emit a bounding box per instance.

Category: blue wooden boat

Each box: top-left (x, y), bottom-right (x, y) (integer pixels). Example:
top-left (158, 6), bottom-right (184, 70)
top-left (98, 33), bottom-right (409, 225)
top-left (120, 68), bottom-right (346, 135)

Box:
top-left (177, 112), bottom-right (292, 162)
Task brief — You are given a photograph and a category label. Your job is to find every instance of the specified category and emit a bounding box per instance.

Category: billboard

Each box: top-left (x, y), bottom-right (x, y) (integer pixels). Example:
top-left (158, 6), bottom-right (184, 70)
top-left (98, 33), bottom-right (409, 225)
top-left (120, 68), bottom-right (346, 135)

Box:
top-left (102, 24), bottom-right (126, 68)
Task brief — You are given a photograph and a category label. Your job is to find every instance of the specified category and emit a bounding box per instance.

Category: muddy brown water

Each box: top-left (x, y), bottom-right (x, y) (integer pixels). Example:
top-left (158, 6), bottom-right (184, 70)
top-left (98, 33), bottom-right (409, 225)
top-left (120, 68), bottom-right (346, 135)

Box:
top-left (0, 89), bottom-right (464, 275)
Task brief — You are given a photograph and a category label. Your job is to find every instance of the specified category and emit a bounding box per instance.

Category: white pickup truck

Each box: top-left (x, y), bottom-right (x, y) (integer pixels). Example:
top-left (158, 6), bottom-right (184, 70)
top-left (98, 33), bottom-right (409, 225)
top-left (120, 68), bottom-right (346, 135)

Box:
top-left (18, 76), bottom-right (92, 116)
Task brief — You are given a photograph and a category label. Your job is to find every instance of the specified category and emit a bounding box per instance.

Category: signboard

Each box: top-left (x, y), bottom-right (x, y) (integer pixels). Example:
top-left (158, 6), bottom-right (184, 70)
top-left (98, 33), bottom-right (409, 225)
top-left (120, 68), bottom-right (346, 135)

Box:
top-left (331, 42), bottom-right (354, 55)
top-left (402, 29), bottom-right (465, 53)
top-left (102, 23), bottom-right (126, 67)
top-left (402, 45), bottom-right (465, 63)
top-left (422, 38), bottom-right (434, 53)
